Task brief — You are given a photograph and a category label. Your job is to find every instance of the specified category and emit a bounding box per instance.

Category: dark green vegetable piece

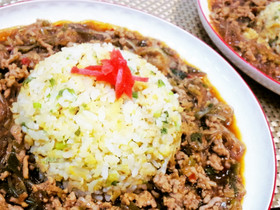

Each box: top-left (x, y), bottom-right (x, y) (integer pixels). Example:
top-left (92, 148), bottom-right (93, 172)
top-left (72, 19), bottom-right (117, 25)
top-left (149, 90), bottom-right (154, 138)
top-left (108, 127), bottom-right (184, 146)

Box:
top-left (49, 78), bottom-right (56, 86)
top-left (182, 145), bottom-right (192, 156)
top-left (204, 165), bottom-right (216, 177)
top-left (28, 168), bottom-right (46, 184)
top-left (164, 111), bottom-right (169, 117)
top-left (269, 37), bottom-right (278, 47)
top-left (23, 77), bottom-right (35, 85)
top-left (188, 156), bottom-right (196, 166)
top-left (229, 163), bottom-right (240, 195)
top-left (161, 128), bottom-right (167, 134)
top-left (6, 151), bottom-right (21, 176)
top-left (208, 103), bottom-right (214, 108)
top-left (132, 91), bottom-right (138, 99)
top-left (171, 68), bottom-right (187, 79)
top-left (75, 127), bottom-right (81, 136)
top-left (33, 102), bottom-right (41, 109)
top-left (111, 181), bottom-right (119, 186)
top-left (7, 176), bottom-right (20, 197)
top-left (195, 103), bottom-right (214, 119)
top-left (6, 174), bottom-right (27, 198)
top-left (128, 203), bottom-right (141, 210)
top-left (56, 88), bottom-right (75, 99)
top-left (190, 132), bottom-right (202, 143)
top-left (55, 142), bottom-right (68, 150)
top-left (21, 122), bottom-right (27, 127)
top-left (157, 79), bottom-right (165, 87)
top-left (25, 191), bottom-right (45, 210)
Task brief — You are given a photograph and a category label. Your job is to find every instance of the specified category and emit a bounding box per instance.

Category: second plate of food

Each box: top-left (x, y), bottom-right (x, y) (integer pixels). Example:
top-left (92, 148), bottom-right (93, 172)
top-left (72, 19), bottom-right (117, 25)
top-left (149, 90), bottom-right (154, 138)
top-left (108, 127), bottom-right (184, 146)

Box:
top-left (197, 0), bottom-right (280, 94)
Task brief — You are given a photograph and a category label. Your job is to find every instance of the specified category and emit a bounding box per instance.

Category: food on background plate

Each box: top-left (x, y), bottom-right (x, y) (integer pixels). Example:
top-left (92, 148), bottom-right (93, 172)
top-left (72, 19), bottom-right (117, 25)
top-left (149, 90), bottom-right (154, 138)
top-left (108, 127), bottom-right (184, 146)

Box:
top-left (0, 20), bottom-right (245, 209)
top-left (209, 0), bottom-right (280, 82)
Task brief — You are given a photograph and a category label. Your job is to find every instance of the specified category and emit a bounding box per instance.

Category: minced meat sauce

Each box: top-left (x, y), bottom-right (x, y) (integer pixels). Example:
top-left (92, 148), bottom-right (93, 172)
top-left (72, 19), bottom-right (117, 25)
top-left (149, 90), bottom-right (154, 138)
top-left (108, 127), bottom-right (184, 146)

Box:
top-left (0, 20), bottom-right (245, 209)
top-left (209, 0), bottom-right (280, 82)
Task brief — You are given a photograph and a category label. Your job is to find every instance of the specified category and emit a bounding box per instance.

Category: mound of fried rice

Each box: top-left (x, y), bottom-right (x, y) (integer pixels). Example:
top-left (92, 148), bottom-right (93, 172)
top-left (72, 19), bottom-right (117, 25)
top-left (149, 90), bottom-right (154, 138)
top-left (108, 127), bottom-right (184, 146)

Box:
top-left (11, 43), bottom-right (182, 200)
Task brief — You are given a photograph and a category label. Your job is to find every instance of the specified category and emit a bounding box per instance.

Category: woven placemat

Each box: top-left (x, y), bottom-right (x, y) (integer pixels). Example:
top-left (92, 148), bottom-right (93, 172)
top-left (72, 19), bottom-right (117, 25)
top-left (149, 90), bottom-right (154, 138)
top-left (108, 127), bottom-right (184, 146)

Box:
top-left (1, 0), bottom-right (280, 208)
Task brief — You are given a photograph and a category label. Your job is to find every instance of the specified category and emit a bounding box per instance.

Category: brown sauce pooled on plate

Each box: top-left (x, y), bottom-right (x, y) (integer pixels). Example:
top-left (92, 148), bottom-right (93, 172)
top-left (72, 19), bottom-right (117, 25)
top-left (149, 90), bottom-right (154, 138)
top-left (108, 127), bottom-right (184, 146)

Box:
top-left (0, 19), bottom-right (245, 209)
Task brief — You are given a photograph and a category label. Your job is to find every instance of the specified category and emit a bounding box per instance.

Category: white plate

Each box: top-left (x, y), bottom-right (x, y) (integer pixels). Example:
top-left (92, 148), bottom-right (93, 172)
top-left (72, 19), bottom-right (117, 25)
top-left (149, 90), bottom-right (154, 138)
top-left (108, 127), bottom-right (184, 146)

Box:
top-left (197, 0), bottom-right (280, 95)
top-left (0, 0), bottom-right (276, 209)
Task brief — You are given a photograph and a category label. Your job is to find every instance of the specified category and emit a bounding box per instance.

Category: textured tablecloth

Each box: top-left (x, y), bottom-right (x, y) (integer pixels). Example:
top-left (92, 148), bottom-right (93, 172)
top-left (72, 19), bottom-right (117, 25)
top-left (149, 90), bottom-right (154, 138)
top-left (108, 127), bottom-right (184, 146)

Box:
top-left (1, 0), bottom-right (280, 208)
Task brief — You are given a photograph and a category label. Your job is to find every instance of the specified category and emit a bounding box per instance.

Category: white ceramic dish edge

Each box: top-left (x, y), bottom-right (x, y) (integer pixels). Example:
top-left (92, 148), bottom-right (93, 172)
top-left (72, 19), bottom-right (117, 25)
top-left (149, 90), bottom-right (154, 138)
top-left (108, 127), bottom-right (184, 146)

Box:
top-left (0, 0), bottom-right (277, 209)
top-left (197, 0), bottom-right (280, 95)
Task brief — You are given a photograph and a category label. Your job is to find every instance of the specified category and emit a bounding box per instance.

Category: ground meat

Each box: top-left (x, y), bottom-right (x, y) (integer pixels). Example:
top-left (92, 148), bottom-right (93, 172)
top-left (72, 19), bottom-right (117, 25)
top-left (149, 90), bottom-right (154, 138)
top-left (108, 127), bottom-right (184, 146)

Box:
top-left (10, 124), bottom-right (23, 145)
top-left (22, 155), bottom-right (29, 179)
top-left (9, 192), bottom-right (28, 208)
top-left (199, 197), bottom-right (223, 210)
top-left (0, 171), bottom-right (9, 180)
top-left (33, 177), bottom-right (63, 196)
top-left (0, 20), bottom-right (245, 209)
top-left (207, 154), bottom-right (224, 171)
top-left (0, 194), bottom-right (9, 209)
top-left (212, 138), bottom-right (230, 157)
top-left (16, 150), bottom-right (26, 163)
top-left (183, 191), bottom-right (200, 209)
top-left (164, 196), bottom-right (182, 210)
top-left (120, 189), bottom-right (157, 208)
top-left (197, 171), bottom-right (217, 190)
top-left (135, 191), bottom-right (157, 208)
top-left (121, 193), bottom-right (137, 206)
top-left (153, 173), bottom-right (173, 193)
top-left (153, 172), bottom-right (201, 209)
top-left (79, 196), bottom-right (117, 209)
top-left (48, 197), bottom-right (62, 209)
top-left (252, 0), bottom-right (266, 6)
top-left (63, 192), bottom-right (76, 208)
